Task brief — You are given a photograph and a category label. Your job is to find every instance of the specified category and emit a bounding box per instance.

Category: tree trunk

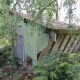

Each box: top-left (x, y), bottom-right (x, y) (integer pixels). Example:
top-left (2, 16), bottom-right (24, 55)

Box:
top-left (69, 0), bottom-right (71, 25)
top-left (38, 40), bottom-right (54, 62)
top-left (55, 0), bottom-right (58, 21)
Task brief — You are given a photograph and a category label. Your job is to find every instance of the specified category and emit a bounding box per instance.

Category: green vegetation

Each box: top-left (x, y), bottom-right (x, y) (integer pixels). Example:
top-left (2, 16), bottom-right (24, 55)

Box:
top-left (0, 0), bottom-right (21, 68)
top-left (33, 52), bottom-right (80, 80)
top-left (0, 0), bottom-right (80, 80)
top-left (0, 39), bottom-right (19, 67)
top-left (0, 45), bottom-right (11, 67)
top-left (0, 69), bottom-right (7, 79)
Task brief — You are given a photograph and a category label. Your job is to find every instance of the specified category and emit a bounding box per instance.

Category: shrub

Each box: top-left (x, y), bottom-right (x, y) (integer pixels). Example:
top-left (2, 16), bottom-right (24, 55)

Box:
top-left (0, 46), bottom-right (11, 66)
top-left (34, 68), bottom-right (48, 77)
top-left (33, 76), bottom-right (48, 80)
top-left (33, 52), bottom-right (80, 80)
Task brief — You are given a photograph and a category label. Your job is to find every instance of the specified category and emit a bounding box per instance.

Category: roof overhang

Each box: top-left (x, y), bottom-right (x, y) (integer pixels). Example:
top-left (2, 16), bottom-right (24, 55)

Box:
top-left (18, 13), bottom-right (80, 34)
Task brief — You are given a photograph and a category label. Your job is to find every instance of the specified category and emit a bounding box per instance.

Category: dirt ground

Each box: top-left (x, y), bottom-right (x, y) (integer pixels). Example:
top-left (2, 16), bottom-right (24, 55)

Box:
top-left (0, 56), bottom-right (35, 80)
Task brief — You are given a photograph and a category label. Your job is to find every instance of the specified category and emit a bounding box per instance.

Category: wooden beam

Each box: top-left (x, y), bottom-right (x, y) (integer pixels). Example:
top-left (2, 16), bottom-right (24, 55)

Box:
top-left (63, 35), bottom-right (77, 53)
top-left (52, 29), bottom-right (80, 34)
top-left (71, 35), bottom-right (80, 53)
top-left (38, 40), bottom-right (54, 62)
top-left (69, 35), bottom-right (80, 53)
top-left (45, 27), bottom-right (80, 34)
top-left (52, 34), bottom-right (65, 51)
top-left (73, 41), bottom-right (80, 53)
top-left (60, 34), bottom-right (70, 53)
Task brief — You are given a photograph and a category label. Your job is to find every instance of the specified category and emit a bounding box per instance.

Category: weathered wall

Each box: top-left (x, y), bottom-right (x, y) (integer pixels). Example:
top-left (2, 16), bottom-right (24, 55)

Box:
top-left (14, 27), bottom-right (24, 64)
top-left (22, 21), bottom-right (49, 62)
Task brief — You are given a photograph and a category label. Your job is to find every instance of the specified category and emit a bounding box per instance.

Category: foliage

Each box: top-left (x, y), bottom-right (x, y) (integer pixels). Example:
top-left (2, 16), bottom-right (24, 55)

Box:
top-left (0, 46), bottom-right (11, 67)
top-left (0, 0), bottom-right (79, 41)
top-left (62, 0), bottom-right (79, 24)
top-left (33, 76), bottom-right (48, 80)
top-left (0, 69), bottom-right (7, 79)
top-left (13, 0), bottom-right (59, 25)
top-left (0, 39), bottom-right (19, 67)
top-left (12, 0), bottom-right (80, 25)
top-left (11, 56), bottom-right (19, 68)
top-left (0, 38), bottom-right (10, 46)
top-left (13, 72), bottom-right (20, 80)
top-left (34, 52), bottom-right (80, 80)
top-left (0, 0), bottom-right (21, 42)
top-left (0, 0), bottom-right (22, 67)
top-left (34, 68), bottom-right (48, 77)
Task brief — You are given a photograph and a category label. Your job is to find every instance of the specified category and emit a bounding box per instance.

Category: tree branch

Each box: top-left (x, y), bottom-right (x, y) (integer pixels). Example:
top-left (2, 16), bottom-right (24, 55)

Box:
top-left (37, 0), bottom-right (55, 16)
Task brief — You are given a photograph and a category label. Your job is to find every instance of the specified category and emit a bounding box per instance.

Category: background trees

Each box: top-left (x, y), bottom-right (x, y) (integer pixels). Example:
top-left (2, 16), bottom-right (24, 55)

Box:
top-left (0, 0), bottom-right (80, 79)
top-left (62, 0), bottom-right (79, 25)
top-left (0, 0), bottom-right (79, 41)
top-left (12, 0), bottom-right (80, 24)
top-left (0, 0), bottom-right (21, 42)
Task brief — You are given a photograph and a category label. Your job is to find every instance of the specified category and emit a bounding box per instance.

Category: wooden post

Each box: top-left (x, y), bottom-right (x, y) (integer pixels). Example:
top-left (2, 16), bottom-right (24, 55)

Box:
top-left (38, 40), bottom-right (54, 62)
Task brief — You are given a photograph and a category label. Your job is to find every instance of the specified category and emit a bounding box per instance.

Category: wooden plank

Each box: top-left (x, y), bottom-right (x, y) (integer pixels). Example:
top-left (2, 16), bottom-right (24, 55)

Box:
top-left (52, 29), bottom-right (80, 34)
top-left (64, 35), bottom-right (77, 53)
top-left (72, 35), bottom-right (80, 53)
top-left (60, 34), bottom-right (70, 53)
top-left (73, 41), bottom-right (80, 53)
top-left (52, 34), bottom-right (65, 51)
top-left (38, 40), bottom-right (54, 62)
top-left (69, 35), bottom-right (80, 53)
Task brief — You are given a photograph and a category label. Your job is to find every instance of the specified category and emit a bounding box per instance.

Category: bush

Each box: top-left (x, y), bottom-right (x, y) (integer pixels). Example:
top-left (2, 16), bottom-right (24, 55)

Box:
top-left (34, 68), bottom-right (48, 77)
top-left (0, 46), bottom-right (11, 66)
top-left (33, 52), bottom-right (80, 80)
top-left (33, 76), bottom-right (48, 80)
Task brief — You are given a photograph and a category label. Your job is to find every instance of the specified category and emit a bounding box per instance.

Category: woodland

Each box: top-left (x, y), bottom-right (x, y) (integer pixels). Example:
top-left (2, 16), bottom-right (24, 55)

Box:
top-left (0, 0), bottom-right (80, 80)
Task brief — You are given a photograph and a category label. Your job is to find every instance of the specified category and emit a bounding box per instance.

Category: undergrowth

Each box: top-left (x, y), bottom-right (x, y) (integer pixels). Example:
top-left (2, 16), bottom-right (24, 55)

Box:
top-left (0, 45), bottom-right (11, 67)
top-left (33, 52), bottom-right (80, 80)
